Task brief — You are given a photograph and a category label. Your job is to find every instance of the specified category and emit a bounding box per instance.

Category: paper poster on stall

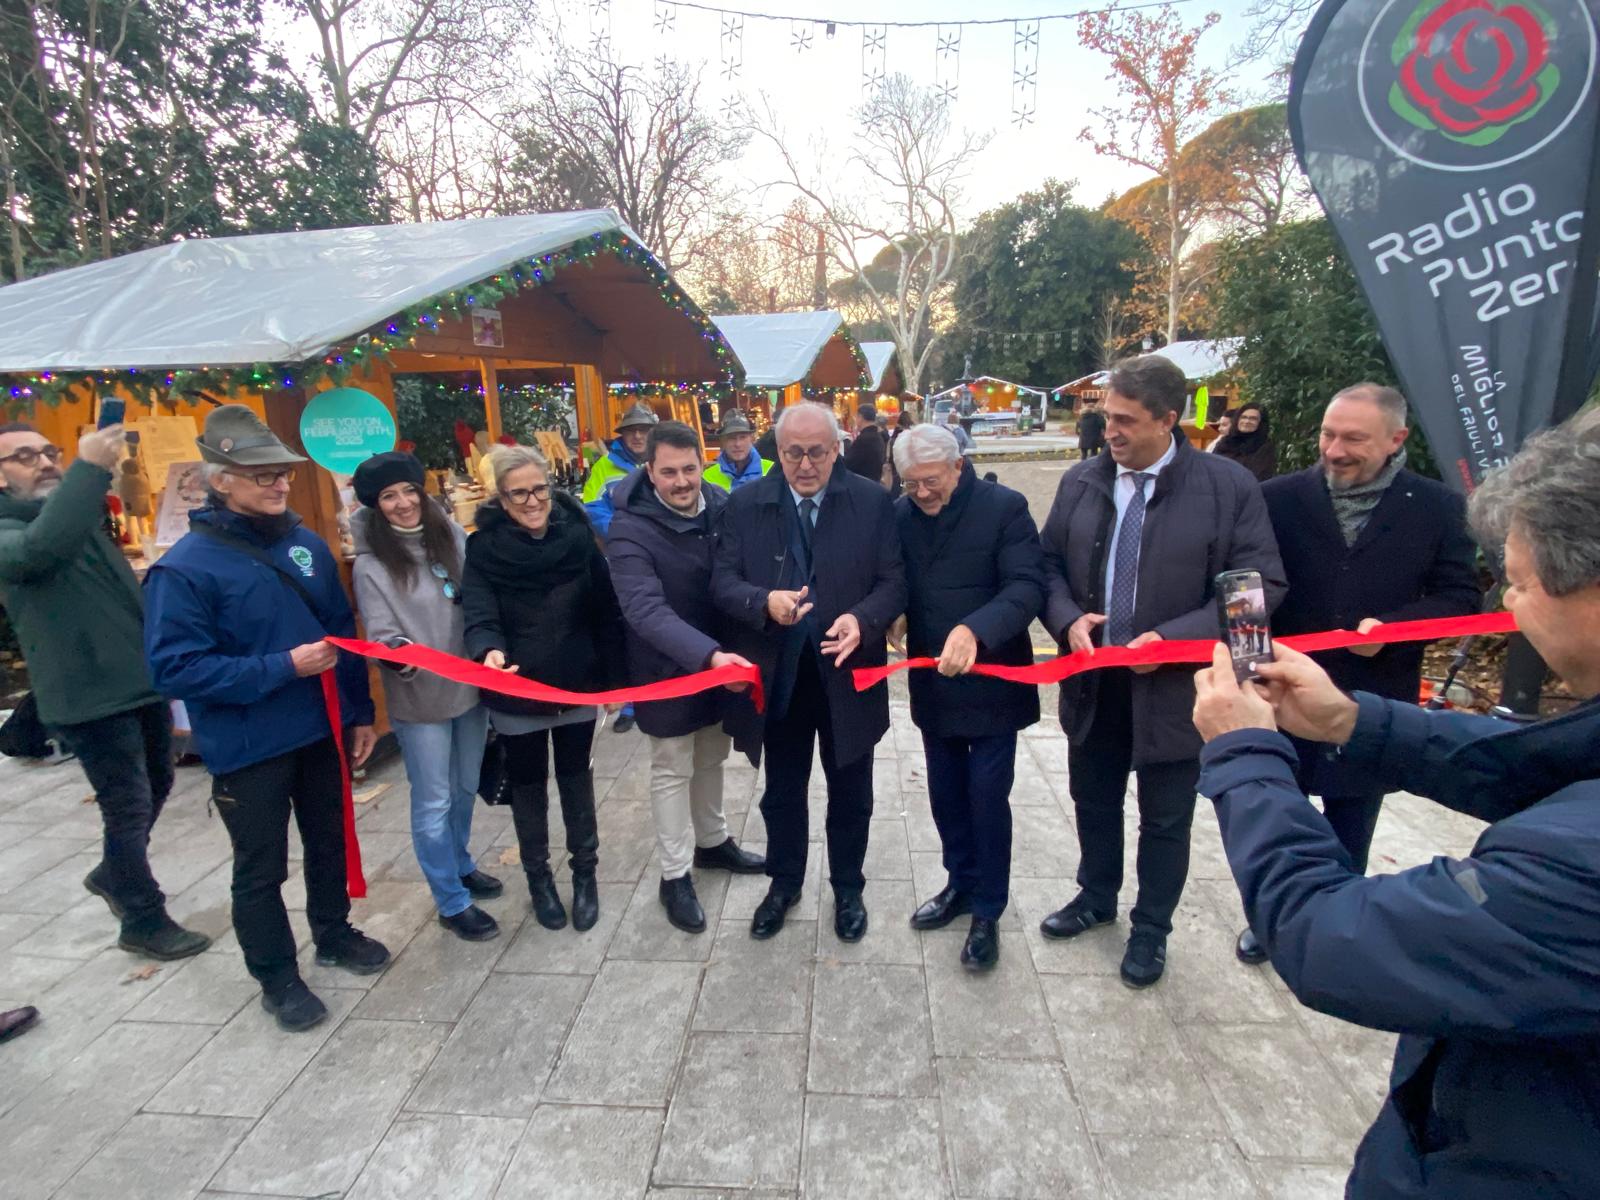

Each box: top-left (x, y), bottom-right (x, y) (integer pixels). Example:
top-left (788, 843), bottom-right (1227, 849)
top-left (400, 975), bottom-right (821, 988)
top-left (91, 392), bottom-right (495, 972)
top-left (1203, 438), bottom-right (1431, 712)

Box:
top-left (128, 414), bottom-right (200, 490)
top-left (154, 461), bottom-right (209, 546)
top-left (472, 308), bottom-right (504, 348)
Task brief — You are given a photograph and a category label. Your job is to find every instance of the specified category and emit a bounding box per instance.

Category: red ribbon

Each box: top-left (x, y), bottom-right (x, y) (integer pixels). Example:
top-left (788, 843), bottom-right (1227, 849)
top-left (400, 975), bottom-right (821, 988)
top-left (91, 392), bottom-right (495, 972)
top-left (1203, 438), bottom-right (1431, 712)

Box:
top-left (325, 636), bottom-right (766, 713)
top-left (850, 611), bottom-right (1519, 690)
top-left (318, 671), bottom-right (367, 899)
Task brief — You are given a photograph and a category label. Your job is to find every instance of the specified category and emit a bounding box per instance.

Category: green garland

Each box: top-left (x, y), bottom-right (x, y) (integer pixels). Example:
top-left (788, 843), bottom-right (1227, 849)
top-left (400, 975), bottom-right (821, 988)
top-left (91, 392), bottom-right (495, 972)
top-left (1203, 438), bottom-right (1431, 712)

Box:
top-left (3, 231), bottom-right (742, 408)
top-left (802, 321), bottom-right (872, 390)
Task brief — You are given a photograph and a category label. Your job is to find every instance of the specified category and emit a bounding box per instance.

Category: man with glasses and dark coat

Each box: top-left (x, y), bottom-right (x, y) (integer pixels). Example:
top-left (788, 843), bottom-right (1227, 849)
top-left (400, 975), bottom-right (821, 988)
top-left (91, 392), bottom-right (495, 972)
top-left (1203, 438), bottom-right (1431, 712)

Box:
top-left (146, 405), bottom-right (389, 1033)
top-left (0, 420), bottom-right (210, 963)
top-left (713, 404), bottom-right (906, 943)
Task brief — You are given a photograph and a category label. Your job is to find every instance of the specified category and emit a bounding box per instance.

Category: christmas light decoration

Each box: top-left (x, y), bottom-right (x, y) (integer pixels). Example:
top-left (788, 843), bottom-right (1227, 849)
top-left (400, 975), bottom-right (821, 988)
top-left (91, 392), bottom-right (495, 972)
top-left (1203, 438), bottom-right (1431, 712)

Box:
top-left (3, 231), bottom-right (742, 408)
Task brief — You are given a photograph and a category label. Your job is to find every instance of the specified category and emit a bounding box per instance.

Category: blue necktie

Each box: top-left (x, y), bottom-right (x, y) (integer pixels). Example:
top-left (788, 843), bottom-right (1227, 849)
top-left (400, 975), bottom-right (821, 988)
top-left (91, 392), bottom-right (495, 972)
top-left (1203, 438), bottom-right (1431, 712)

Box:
top-left (1107, 472), bottom-right (1151, 646)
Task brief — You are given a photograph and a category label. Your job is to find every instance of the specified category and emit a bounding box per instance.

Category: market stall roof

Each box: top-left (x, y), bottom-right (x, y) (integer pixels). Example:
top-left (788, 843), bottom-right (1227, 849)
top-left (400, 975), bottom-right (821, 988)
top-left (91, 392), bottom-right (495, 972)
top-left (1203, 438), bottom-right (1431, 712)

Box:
top-left (1053, 371), bottom-right (1109, 393)
top-left (928, 376), bottom-right (1049, 403)
top-left (0, 209), bottom-right (733, 380)
top-left (711, 310), bottom-right (869, 389)
top-left (1151, 337), bottom-right (1241, 381)
top-left (860, 341), bottom-right (902, 392)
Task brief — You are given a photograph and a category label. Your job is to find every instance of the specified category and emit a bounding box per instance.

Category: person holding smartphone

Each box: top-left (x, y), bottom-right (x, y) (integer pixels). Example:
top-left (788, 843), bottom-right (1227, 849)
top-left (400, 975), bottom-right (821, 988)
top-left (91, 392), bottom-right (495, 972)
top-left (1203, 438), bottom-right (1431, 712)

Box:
top-left (1191, 412), bottom-right (1600, 1199)
top-left (0, 418), bottom-right (210, 963)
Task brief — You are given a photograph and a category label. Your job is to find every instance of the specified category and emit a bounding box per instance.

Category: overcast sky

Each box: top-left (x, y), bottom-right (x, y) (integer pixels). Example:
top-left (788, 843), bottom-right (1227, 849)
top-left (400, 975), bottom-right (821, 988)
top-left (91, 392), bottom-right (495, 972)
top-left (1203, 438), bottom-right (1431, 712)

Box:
top-left (573, 0), bottom-right (1287, 219)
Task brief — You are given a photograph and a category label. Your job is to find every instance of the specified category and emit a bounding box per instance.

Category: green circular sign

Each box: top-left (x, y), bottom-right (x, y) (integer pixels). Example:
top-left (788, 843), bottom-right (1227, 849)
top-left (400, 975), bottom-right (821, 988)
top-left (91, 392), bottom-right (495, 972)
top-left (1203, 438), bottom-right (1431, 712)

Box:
top-left (299, 388), bottom-right (397, 474)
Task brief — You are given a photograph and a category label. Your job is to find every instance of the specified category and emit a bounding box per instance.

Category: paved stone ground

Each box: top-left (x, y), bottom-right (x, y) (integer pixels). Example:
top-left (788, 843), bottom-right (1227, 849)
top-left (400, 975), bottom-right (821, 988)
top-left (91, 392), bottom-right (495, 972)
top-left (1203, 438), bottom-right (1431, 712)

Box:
top-left (0, 459), bottom-right (1492, 1199)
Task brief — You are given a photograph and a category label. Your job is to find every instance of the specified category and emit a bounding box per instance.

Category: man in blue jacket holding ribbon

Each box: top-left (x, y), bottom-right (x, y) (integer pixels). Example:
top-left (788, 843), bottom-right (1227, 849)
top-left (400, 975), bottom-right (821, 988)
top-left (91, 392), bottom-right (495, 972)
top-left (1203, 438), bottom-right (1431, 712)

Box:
top-left (146, 405), bottom-right (389, 1033)
top-left (1191, 415), bottom-right (1600, 1199)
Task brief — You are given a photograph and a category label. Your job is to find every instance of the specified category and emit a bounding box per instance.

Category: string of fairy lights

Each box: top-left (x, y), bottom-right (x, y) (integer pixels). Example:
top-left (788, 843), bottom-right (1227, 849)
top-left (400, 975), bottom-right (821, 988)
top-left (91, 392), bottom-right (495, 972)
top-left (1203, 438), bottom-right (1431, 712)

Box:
top-left (2, 231), bottom-right (743, 409)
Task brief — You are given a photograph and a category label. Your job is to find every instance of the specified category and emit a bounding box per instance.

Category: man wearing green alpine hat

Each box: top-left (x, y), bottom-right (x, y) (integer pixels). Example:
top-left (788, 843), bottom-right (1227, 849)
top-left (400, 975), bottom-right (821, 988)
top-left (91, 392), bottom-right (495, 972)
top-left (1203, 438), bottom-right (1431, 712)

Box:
top-left (581, 401), bottom-right (659, 537)
top-left (146, 404), bottom-right (388, 1032)
top-left (703, 410), bottom-right (772, 493)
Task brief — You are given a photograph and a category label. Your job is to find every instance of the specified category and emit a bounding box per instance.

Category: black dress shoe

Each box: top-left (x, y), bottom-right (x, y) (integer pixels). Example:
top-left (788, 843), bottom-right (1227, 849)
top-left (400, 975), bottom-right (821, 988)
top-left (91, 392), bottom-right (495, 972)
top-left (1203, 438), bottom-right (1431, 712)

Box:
top-left (314, 928), bottom-right (391, 975)
top-left (84, 867), bottom-right (124, 920)
top-left (1120, 931), bottom-right (1167, 989)
top-left (118, 914), bottom-right (212, 961)
top-left (527, 871), bottom-right (568, 930)
top-left (571, 871), bottom-right (599, 932)
top-left (612, 713), bottom-right (636, 733)
top-left (0, 1005), bottom-right (39, 1044)
top-left (1039, 894), bottom-right (1116, 941)
top-left (439, 905), bottom-right (500, 942)
top-left (659, 875), bottom-right (706, 933)
top-left (261, 979), bottom-right (329, 1033)
top-left (834, 890), bottom-right (868, 943)
top-left (460, 869), bottom-right (504, 899)
top-left (1235, 927), bottom-right (1268, 965)
top-left (961, 917), bottom-right (999, 972)
top-left (693, 838), bottom-right (767, 874)
top-left (750, 887), bottom-right (799, 940)
top-left (910, 885), bottom-right (972, 930)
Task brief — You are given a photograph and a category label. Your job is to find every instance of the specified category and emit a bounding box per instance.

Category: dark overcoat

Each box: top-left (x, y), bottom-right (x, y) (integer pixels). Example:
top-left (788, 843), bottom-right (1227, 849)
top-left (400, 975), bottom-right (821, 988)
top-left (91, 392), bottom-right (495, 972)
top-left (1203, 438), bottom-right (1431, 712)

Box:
top-left (1040, 432), bottom-right (1286, 766)
top-left (712, 466), bottom-right (906, 767)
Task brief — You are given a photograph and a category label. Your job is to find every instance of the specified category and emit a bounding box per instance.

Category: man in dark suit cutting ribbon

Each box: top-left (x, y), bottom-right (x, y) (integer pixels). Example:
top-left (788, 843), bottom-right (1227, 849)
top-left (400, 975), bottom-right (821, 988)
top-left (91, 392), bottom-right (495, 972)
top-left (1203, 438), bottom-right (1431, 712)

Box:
top-left (712, 403), bottom-right (906, 944)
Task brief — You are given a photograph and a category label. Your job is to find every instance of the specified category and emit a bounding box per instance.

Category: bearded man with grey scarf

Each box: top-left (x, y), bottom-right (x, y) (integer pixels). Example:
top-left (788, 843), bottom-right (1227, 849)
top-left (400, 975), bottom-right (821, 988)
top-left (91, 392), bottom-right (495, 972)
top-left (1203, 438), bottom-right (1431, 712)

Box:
top-left (1234, 383), bottom-right (1481, 965)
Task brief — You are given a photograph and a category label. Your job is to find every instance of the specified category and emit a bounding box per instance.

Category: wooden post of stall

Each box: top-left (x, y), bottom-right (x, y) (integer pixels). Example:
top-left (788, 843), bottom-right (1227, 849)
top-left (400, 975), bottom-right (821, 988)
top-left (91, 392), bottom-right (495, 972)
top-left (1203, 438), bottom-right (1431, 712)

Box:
top-left (479, 358), bottom-right (502, 443)
top-left (574, 364), bottom-right (607, 451)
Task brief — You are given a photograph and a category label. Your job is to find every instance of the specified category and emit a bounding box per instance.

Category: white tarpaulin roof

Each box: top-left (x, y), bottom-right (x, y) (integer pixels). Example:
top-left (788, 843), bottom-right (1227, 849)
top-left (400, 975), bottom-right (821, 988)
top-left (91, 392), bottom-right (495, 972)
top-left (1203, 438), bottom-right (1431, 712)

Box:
top-left (0, 209), bottom-right (638, 372)
top-left (711, 310), bottom-right (846, 387)
top-left (1152, 337), bottom-right (1241, 381)
top-left (861, 341), bottom-right (898, 390)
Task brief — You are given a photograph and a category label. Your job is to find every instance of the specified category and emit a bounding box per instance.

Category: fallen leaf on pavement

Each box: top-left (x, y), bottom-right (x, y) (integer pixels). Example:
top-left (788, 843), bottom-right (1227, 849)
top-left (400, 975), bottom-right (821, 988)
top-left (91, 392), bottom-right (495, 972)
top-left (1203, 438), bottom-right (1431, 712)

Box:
top-left (122, 964), bottom-right (162, 984)
top-left (497, 845), bottom-right (521, 866)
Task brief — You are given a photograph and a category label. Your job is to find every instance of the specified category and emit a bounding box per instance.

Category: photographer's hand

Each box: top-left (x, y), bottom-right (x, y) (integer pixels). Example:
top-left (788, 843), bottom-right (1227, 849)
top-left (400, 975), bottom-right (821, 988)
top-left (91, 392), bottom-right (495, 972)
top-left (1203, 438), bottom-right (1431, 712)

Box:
top-left (1193, 644), bottom-right (1276, 741)
top-left (1252, 643), bottom-right (1359, 745)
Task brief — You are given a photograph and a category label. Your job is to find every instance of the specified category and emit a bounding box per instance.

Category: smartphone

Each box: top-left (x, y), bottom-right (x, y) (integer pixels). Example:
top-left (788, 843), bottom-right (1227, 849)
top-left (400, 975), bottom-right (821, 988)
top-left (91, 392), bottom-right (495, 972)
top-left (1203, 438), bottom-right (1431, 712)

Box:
top-left (97, 397), bottom-right (125, 429)
top-left (1215, 569), bottom-right (1273, 682)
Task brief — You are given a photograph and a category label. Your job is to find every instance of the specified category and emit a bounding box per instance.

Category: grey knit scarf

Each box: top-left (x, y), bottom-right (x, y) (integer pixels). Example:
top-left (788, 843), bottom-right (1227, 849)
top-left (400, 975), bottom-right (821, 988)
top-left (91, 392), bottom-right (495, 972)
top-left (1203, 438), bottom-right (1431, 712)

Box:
top-left (1327, 449), bottom-right (1406, 546)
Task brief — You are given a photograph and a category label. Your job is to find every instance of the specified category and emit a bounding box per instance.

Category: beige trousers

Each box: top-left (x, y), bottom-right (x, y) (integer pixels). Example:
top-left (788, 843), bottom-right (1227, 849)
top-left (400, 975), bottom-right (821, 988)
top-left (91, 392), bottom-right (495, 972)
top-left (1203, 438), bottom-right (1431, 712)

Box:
top-left (647, 726), bottom-right (733, 879)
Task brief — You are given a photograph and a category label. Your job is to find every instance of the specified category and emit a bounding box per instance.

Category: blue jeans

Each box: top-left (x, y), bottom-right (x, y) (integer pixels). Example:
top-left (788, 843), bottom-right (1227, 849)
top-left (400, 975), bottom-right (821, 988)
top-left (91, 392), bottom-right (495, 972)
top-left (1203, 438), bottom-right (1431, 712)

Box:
top-left (922, 730), bottom-right (1017, 920)
top-left (393, 707), bottom-right (490, 917)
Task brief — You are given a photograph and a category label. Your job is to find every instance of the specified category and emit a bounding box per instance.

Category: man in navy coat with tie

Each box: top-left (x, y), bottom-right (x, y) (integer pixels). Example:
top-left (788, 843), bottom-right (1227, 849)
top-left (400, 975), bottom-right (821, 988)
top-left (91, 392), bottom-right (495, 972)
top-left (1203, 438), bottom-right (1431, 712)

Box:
top-left (1233, 383), bottom-right (1480, 965)
top-left (713, 404), bottom-right (906, 943)
top-left (1038, 356), bottom-right (1285, 988)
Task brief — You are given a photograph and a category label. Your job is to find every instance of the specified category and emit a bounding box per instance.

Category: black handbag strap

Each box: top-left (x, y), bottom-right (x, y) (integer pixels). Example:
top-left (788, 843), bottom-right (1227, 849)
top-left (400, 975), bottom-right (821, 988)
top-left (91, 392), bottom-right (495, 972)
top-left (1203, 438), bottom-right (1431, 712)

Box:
top-left (190, 522), bottom-right (327, 627)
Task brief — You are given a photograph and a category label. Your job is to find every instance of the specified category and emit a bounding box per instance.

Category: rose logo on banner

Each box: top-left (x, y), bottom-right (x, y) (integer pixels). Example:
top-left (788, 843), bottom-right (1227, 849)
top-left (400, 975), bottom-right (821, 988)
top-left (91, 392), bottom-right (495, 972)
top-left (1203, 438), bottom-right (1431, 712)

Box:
top-left (1358, 0), bottom-right (1595, 169)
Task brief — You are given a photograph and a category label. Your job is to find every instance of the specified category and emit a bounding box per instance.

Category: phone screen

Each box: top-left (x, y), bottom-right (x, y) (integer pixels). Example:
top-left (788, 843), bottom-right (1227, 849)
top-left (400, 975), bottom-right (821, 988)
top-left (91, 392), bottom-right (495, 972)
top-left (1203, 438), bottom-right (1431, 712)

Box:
top-left (1215, 569), bottom-right (1273, 682)
top-left (97, 398), bottom-right (126, 429)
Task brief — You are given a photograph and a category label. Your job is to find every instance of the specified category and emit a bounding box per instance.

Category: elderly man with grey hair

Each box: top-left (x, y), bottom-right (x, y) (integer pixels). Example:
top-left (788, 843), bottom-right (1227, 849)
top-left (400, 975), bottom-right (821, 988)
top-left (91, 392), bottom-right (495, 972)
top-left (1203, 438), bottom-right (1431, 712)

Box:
top-left (892, 424), bottom-right (1044, 970)
top-left (713, 402), bottom-right (906, 943)
top-left (1190, 409), bottom-right (1600, 1199)
top-left (146, 405), bottom-right (386, 1033)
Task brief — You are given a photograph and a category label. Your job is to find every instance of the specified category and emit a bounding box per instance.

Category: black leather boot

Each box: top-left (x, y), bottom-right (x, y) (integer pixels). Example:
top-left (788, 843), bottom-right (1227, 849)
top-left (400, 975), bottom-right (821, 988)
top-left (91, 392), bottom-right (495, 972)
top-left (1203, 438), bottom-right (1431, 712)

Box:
top-left (510, 783), bottom-right (566, 929)
top-left (555, 771), bottom-right (600, 931)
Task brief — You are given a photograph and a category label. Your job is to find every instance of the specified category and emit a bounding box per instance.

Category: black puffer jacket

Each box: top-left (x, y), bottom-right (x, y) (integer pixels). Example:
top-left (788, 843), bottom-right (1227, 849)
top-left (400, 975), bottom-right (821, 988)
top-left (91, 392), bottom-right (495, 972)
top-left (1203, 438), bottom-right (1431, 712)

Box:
top-left (461, 491), bottom-right (625, 716)
top-left (898, 467), bottom-right (1044, 739)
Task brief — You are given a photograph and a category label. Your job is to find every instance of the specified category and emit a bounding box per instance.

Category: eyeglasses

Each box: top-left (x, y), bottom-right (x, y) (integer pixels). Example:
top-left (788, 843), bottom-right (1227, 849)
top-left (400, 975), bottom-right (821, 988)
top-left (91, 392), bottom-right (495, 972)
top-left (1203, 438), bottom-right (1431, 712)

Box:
top-left (780, 445), bottom-right (832, 465)
top-left (429, 561), bottom-right (461, 604)
top-left (501, 483), bottom-right (551, 507)
top-left (226, 467), bottom-right (296, 488)
top-left (0, 444), bottom-right (63, 468)
top-left (901, 476), bottom-right (950, 495)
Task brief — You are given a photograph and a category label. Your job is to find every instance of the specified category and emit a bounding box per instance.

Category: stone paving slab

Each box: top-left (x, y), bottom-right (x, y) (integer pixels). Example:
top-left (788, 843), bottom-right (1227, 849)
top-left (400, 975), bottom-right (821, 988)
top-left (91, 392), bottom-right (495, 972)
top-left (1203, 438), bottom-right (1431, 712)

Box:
top-left (0, 712), bottom-right (1488, 1199)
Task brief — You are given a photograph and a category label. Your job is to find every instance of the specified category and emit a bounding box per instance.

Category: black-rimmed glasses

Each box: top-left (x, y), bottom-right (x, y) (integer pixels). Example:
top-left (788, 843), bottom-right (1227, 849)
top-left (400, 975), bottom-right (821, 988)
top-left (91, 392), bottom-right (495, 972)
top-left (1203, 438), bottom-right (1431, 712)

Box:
top-left (226, 467), bottom-right (296, 488)
top-left (0, 444), bottom-right (63, 468)
top-left (501, 483), bottom-right (552, 507)
top-left (779, 445), bottom-right (832, 465)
